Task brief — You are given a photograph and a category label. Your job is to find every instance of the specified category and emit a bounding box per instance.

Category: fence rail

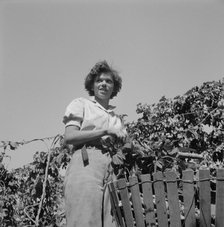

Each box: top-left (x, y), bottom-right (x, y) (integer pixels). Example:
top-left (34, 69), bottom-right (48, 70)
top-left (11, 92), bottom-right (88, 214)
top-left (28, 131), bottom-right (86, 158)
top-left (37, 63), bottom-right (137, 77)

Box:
top-left (109, 169), bottom-right (223, 227)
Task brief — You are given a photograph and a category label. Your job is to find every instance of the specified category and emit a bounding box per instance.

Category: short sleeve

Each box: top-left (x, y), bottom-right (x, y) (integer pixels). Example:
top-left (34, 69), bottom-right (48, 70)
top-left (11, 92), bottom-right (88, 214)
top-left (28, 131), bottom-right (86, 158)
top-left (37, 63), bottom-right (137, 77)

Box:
top-left (62, 98), bottom-right (84, 128)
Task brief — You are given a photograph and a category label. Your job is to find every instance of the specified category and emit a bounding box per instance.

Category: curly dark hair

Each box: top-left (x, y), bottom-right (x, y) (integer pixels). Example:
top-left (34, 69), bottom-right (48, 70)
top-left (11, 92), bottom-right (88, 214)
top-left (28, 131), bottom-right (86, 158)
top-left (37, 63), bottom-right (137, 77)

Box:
top-left (84, 60), bottom-right (122, 99)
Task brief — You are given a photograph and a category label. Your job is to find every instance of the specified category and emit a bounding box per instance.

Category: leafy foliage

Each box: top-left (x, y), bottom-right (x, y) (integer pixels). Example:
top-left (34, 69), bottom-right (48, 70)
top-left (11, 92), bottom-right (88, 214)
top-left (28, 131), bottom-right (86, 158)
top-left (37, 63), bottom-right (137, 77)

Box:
top-left (0, 79), bottom-right (224, 226)
top-left (0, 135), bottom-right (70, 226)
top-left (127, 79), bottom-right (224, 176)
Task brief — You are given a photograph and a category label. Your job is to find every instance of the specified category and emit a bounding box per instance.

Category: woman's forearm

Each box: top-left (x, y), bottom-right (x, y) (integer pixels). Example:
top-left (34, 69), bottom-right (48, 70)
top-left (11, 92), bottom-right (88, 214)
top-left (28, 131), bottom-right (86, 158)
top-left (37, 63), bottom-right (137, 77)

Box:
top-left (64, 126), bottom-right (107, 145)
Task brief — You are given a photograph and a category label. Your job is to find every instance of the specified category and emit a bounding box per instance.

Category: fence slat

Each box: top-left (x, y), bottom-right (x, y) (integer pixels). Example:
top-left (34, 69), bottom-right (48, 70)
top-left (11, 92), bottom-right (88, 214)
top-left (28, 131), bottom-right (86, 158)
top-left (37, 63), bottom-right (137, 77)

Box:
top-left (215, 169), bottom-right (224, 227)
top-left (182, 169), bottom-right (196, 227)
top-left (117, 178), bottom-right (135, 227)
top-left (153, 171), bottom-right (169, 227)
top-left (140, 174), bottom-right (156, 226)
top-left (109, 182), bottom-right (125, 227)
top-left (129, 176), bottom-right (145, 227)
top-left (199, 169), bottom-right (211, 227)
top-left (165, 171), bottom-right (182, 227)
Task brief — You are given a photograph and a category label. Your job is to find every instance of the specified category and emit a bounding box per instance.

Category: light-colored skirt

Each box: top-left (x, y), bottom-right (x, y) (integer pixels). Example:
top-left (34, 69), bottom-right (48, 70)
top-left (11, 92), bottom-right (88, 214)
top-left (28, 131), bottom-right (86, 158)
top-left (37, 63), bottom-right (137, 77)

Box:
top-left (64, 147), bottom-right (116, 227)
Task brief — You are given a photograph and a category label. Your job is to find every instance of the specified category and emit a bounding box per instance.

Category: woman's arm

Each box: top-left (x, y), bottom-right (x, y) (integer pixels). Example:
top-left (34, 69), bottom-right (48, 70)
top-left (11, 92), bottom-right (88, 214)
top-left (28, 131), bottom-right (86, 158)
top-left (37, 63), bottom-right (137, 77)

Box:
top-left (64, 125), bottom-right (126, 146)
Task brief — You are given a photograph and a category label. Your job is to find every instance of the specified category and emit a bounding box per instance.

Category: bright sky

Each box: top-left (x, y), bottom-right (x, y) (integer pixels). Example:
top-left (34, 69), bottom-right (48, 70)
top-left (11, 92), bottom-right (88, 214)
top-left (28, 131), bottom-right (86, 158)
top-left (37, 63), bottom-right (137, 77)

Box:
top-left (1, 0), bottom-right (224, 169)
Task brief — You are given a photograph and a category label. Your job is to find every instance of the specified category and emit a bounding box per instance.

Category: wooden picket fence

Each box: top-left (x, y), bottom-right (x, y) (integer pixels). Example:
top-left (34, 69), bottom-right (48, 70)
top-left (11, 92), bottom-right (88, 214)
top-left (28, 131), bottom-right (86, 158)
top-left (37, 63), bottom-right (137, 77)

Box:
top-left (109, 169), bottom-right (224, 227)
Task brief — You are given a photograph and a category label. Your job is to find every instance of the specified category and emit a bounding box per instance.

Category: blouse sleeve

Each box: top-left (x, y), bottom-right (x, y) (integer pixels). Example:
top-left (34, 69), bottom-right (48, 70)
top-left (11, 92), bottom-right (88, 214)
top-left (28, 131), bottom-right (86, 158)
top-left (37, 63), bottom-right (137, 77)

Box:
top-left (62, 98), bottom-right (84, 128)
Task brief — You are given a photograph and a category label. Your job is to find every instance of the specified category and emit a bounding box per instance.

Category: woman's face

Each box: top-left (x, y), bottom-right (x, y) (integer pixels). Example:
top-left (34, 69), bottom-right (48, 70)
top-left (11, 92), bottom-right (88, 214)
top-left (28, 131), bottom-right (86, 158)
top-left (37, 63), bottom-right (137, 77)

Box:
top-left (93, 73), bottom-right (114, 101)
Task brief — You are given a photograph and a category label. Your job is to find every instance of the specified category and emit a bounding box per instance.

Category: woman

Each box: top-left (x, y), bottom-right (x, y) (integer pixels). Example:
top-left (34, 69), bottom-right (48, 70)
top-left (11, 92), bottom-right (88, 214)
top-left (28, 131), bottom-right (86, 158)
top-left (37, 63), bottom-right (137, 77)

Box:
top-left (63, 60), bottom-right (126, 227)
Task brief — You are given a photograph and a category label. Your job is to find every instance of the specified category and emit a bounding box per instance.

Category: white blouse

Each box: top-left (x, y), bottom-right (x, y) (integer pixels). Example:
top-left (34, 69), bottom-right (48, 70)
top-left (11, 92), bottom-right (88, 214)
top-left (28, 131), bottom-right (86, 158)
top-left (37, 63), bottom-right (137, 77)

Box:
top-left (63, 97), bottom-right (125, 133)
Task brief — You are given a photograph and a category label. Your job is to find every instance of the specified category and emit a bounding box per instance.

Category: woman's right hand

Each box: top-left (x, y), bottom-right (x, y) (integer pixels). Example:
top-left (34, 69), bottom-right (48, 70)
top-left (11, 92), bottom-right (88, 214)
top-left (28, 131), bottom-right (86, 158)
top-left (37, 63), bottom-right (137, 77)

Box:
top-left (106, 127), bottom-right (127, 141)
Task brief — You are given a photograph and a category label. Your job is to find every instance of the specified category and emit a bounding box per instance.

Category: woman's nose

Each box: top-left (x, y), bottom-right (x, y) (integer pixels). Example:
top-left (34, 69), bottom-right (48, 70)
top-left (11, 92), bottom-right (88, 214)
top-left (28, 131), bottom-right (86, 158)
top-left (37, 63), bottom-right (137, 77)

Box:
top-left (101, 80), bottom-right (106, 86)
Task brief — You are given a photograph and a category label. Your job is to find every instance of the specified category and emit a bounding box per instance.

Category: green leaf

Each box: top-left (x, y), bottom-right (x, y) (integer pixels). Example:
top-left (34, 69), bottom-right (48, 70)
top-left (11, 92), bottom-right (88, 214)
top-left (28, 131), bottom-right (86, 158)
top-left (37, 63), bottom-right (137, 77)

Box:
top-left (156, 161), bottom-right (163, 169)
top-left (9, 142), bottom-right (19, 150)
top-left (112, 150), bottom-right (125, 165)
top-left (169, 148), bottom-right (179, 156)
top-left (112, 155), bottom-right (123, 165)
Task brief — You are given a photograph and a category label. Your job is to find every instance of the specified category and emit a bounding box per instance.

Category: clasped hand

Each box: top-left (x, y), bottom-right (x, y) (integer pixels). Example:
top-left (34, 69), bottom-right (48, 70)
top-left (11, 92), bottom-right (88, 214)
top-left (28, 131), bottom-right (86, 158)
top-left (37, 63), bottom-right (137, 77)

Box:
top-left (106, 127), bottom-right (127, 142)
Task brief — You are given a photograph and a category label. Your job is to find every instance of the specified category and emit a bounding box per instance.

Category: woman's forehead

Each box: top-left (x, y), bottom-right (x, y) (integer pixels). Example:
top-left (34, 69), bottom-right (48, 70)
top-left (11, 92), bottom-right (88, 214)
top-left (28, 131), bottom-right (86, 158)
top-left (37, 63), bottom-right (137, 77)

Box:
top-left (95, 73), bottom-right (113, 80)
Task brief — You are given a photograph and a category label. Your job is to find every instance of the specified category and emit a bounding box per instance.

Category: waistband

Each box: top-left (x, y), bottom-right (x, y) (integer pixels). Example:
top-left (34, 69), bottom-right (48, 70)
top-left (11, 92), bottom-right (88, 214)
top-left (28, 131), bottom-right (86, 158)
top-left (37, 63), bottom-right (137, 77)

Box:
top-left (74, 140), bottom-right (104, 151)
top-left (74, 140), bottom-right (105, 167)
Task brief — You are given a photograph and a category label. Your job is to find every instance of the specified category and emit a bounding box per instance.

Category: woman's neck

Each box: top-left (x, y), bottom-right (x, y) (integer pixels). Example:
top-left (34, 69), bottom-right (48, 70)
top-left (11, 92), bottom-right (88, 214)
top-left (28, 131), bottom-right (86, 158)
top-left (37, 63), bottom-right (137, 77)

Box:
top-left (94, 96), bottom-right (110, 109)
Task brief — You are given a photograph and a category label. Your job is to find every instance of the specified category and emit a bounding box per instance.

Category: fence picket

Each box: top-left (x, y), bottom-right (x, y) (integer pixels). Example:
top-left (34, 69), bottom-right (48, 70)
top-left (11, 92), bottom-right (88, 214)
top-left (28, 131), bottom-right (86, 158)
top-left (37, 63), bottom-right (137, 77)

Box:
top-left (129, 176), bottom-right (145, 227)
top-left (165, 171), bottom-right (182, 227)
top-left (215, 169), bottom-right (224, 227)
top-left (117, 178), bottom-right (135, 227)
top-left (140, 174), bottom-right (156, 226)
top-left (108, 182), bottom-right (125, 227)
top-left (199, 169), bottom-right (211, 227)
top-left (182, 169), bottom-right (196, 227)
top-left (153, 171), bottom-right (169, 227)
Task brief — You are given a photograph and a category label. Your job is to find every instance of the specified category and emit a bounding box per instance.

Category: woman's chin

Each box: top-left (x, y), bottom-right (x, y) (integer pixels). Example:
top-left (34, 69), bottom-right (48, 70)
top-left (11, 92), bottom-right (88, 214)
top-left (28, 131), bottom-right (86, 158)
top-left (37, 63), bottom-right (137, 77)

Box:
top-left (96, 93), bottom-right (110, 100)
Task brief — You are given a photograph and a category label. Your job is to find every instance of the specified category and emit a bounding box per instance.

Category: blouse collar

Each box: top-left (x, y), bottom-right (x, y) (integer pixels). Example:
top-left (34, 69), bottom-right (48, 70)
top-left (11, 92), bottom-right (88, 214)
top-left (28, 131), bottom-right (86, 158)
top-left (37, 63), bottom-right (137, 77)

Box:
top-left (88, 96), bottom-right (116, 113)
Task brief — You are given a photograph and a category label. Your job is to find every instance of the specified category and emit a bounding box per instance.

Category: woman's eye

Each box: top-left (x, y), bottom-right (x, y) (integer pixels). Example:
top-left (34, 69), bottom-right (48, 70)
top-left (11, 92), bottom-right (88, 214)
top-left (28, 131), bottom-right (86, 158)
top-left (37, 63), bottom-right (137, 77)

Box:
top-left (106, 80), bottom-right (113, 84)
top-left (95, 78), bottom-right (113, 84)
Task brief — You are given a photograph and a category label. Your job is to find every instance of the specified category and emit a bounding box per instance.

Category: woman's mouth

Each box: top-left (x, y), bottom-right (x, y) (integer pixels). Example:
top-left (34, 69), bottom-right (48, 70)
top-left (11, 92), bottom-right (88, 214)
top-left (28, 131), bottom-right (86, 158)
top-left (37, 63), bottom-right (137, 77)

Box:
top-left (99, 88), bottom-right (107, 92)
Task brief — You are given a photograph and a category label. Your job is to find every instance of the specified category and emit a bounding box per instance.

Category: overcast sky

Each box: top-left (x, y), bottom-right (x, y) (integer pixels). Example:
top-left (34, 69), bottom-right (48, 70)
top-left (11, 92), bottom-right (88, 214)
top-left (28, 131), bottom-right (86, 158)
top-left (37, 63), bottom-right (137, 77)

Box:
top-left (1, 0), bottom-right (224, 169)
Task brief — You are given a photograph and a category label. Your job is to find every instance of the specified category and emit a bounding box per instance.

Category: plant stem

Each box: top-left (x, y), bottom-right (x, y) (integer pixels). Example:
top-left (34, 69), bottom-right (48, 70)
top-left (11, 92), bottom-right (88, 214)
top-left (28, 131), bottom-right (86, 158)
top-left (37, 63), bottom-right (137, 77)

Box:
top-left (35, 145), bottom-right (52, 226)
